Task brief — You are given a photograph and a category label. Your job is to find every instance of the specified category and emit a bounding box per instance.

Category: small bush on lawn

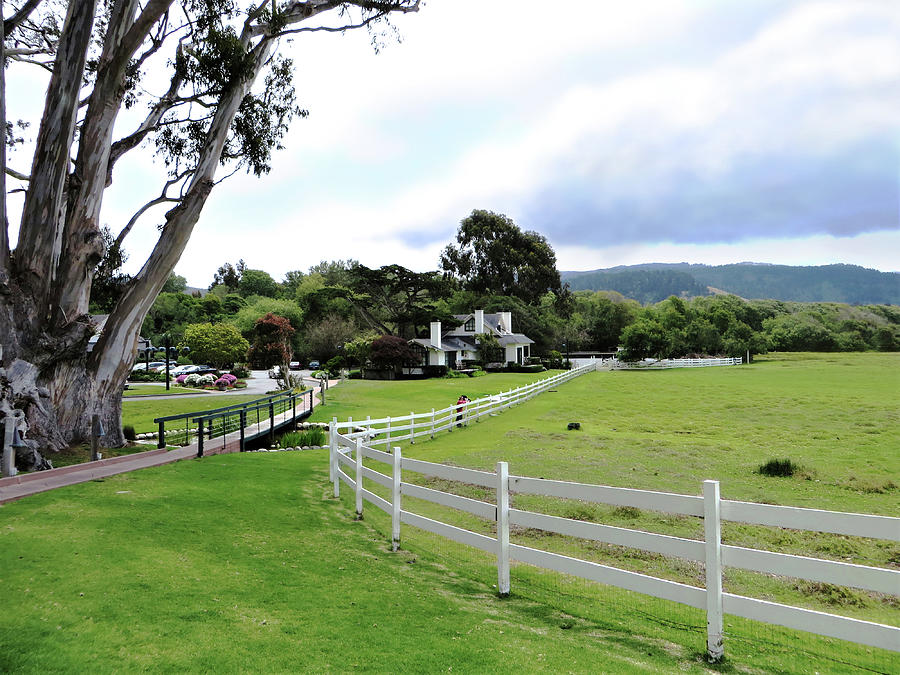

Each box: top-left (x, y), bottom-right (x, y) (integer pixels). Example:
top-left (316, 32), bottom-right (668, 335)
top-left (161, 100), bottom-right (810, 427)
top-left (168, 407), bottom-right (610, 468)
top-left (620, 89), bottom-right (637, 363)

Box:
top-left (123, 425), bottom-right (136, 441)
top-left (348, 369), bottom-right (362, 379)
top-left (279, 428), bottom-right (325, 448)
top-left (758, 458), bottom-right (801, 477)
top-left (442, 369), bottom-right (468, 379)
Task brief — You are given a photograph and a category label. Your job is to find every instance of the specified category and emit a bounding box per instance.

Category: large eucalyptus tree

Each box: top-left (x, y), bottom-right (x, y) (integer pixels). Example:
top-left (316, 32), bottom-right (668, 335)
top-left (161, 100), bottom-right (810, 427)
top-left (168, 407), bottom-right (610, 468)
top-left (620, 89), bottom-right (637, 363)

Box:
top-left (1, 0), bottom-right (419, 465)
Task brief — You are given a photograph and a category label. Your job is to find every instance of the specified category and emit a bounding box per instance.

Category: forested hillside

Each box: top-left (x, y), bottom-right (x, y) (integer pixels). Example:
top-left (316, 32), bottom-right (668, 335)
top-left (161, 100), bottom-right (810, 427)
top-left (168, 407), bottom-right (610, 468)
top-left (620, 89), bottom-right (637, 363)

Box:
top-left (562, 263), bottom-right (899, 305)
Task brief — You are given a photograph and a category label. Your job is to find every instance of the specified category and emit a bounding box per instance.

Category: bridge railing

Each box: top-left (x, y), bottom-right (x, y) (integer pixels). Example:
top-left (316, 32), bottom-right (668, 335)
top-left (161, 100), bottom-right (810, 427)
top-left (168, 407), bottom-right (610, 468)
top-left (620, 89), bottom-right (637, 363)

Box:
top-left (153, 389), bottom-right (312, 453)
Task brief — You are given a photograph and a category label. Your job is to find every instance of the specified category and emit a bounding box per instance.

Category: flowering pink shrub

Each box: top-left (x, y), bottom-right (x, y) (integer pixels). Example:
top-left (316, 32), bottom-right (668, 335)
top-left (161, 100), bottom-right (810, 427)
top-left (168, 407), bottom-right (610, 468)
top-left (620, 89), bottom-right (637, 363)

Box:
top-left (220, 373), bottom-right (238, 384)
top-left (176, 374), bottom-right (188, 384)
top-left (214, 376), bottom-right (234, 388)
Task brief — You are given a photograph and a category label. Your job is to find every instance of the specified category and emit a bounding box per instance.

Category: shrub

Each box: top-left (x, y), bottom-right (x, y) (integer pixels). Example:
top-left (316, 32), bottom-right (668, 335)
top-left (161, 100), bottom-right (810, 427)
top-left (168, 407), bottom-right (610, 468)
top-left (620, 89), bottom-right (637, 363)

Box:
top-left (175, 374), bottom-right (188, 384)
top-left (128, 369), bottom-right (165, 382)
top-left (279, 428), bottom-right (326, 448)
top-left (348, 369), bottom-right (362, 379)
top-left (123, 425), bottom-right (136, 441)
top-left (442, 369), bottom-right (468, 379)
top-left (233, 381), bottom-right (248, 389)
top-left (758, 458), bottom-right (801, 477)
top-left (184, 374), bottom-right (202, 386)
top-left (230, 364), bottom-right (251, 379)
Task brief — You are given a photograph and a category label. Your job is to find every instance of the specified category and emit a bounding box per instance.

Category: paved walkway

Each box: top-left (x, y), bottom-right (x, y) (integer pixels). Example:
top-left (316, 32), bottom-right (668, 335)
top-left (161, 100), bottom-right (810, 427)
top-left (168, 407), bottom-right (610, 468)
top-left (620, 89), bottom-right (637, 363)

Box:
top-left (0, 379), bottom-right (338, 505)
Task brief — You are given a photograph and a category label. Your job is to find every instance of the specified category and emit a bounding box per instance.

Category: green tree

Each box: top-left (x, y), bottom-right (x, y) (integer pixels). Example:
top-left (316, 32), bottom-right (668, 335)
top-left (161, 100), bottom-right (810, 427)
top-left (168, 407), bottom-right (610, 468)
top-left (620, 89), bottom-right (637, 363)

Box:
top-left (619, 318), bottom-right (669, 361)
top-left (239, 268), bottom-right (279, 298)
top-left (181, 323), bottom-right (250, 369)
top-left (161, 273), bottom-right (188, 294)
top-left (211, 260), bottom-right (247, 292)
top-left (439, 210), bottom-right (561, 302)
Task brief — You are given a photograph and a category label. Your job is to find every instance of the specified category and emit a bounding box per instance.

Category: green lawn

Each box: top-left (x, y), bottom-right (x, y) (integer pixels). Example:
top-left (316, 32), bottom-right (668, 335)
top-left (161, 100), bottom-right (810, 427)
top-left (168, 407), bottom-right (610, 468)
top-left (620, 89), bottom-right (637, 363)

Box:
top-left (2, 354), bottom-right (895, 672)
top-left (123, 384), bottom-right (201, 397)
top-left (317, 353), bottom-right (900, 631)
top-left (0, 452), bottom-right (738, 673)
top-left (309, 370), bottom-right (566, 423)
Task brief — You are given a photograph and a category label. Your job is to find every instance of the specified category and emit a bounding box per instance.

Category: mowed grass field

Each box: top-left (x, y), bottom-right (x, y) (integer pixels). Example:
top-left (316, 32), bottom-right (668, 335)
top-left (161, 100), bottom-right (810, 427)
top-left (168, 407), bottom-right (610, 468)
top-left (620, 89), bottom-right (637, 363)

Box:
top-left (0, 353), bottom-right (896, 672)
top-left (314, 353), bottom-right (899, 628)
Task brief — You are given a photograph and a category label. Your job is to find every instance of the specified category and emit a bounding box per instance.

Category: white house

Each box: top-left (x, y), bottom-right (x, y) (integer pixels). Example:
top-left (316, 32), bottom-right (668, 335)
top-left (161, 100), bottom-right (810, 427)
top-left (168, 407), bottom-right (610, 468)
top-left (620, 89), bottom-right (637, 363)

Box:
top-left (409, 309), bottom-right (534, 369)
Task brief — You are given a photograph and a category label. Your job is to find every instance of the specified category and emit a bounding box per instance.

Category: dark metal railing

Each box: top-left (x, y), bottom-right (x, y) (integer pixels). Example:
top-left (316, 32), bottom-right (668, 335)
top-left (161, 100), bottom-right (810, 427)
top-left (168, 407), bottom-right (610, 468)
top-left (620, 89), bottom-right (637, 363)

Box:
top-left (153, 389), bottom-right (314, 455)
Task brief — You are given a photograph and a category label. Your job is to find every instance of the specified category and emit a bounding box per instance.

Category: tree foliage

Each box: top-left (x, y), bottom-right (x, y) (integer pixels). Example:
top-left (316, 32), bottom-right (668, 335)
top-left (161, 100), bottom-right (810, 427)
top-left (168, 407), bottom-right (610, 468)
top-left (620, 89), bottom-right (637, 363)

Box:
top-left (1, 0), bottom-right (422, 452)
top-left (440, 210), bottom-right (562, 302)
top-left (181, 322), bottom-right (249, 368)
top-left (248, 312), bottom-right (293, 368)
top-left (369, 334), bottom-right (417, 369)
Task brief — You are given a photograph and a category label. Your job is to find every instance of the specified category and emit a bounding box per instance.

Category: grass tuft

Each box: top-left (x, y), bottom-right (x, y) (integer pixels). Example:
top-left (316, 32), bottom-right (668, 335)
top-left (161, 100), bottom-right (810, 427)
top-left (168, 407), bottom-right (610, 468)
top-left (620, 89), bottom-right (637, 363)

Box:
top-left (757, 458), bottom-right (802, 477)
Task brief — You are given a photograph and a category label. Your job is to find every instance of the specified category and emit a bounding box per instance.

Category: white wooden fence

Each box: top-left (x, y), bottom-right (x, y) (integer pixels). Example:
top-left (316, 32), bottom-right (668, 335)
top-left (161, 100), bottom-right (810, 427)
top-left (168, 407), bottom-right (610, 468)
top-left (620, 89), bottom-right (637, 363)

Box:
top-left (329, 438), bottom-right (900, 662)
top-left (614, 357), bottom-right (744, 369)
top-left (329, 362), bottom-right (597, 448)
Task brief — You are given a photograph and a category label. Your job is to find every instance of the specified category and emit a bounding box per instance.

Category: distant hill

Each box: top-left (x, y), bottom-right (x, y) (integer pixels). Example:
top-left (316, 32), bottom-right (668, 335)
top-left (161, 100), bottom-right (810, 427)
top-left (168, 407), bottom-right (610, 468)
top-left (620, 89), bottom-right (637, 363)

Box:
top-left (561, 263), bottom-right (900, 305)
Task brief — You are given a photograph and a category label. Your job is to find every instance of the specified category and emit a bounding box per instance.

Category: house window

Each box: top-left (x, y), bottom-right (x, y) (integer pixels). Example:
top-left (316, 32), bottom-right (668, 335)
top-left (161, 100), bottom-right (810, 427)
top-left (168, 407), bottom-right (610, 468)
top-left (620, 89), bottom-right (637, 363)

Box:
top-left (464, 317), bottom-right (475, 332)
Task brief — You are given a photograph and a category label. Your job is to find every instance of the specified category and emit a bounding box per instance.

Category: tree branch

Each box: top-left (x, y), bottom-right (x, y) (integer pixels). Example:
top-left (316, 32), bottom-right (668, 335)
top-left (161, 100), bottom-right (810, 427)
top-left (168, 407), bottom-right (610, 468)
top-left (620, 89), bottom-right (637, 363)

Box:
top-left (107, 41), bottom-right (186, 177)
top-left (114, 170), bottom-right (190, 249)
top-left (3, 0), bottom-right (43, 36)
top-left (4, 166), bottom-right (31, 181)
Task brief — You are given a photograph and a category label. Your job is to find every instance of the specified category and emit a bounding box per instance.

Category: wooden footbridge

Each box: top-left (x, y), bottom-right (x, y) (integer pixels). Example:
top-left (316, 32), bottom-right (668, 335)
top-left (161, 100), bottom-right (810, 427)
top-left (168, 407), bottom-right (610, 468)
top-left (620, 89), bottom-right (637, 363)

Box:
top-left (154, 389), bottom-right (315, 456)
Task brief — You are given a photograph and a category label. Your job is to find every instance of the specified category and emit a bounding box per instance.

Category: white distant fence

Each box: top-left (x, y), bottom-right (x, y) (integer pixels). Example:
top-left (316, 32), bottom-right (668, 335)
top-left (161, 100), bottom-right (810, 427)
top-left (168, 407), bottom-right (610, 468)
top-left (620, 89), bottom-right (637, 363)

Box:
top-left (329, 441), bottom-right (900, 662)
top-left (614, 357), bottom-right (743, 369)
top-left (329, 361), bottom-right (597, 447)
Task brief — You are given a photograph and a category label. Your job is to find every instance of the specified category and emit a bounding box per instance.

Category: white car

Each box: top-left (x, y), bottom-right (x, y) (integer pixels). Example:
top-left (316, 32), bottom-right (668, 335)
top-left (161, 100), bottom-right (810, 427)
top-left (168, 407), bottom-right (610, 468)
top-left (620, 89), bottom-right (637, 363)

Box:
top-left (133, 361), bottom-right (165, 372)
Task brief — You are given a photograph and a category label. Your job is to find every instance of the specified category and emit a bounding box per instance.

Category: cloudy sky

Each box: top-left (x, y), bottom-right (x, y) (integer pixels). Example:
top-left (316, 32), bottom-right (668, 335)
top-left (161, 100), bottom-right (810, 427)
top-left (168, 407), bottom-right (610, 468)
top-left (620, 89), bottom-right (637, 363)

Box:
top-left (7, 0), bottom-right (900, 287)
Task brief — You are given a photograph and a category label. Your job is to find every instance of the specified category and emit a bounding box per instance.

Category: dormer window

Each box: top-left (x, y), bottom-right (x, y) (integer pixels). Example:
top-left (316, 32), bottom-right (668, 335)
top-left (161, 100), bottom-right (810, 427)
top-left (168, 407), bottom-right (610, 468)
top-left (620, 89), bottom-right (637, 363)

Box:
top-left (464, 317), bottom-right (475, 332)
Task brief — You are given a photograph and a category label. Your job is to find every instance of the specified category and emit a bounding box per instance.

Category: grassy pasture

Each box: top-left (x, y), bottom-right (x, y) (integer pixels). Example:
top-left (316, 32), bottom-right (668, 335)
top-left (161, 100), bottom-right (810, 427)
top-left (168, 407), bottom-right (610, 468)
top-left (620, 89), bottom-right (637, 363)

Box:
top-left (318, 352), bottom-right (900, 628)
top-left (0, 452), bottom-right (741, 673)
top-left (1, 353), bottom-right (896, 672)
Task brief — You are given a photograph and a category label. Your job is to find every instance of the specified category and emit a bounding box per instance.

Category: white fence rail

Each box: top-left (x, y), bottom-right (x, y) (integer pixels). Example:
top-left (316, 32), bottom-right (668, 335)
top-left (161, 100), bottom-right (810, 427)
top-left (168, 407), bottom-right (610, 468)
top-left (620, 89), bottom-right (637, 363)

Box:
top-left (329, 433), bottom-right (900, 662)
top-left (330, 361), bottom-right (597, 448)
top-left (614, 357), bottom-right (743, 369)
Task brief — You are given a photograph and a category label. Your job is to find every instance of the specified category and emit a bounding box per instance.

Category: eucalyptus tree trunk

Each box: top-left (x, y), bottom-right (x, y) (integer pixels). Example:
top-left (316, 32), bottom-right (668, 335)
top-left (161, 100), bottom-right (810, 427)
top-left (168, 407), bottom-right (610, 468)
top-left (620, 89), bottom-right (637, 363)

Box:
top-left (1, 0), bottom-right (420, 470)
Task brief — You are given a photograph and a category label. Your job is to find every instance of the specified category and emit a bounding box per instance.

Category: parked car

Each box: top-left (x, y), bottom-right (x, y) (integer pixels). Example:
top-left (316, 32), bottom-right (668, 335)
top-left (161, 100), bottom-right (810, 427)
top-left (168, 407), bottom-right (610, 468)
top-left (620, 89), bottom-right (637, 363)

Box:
top-left (132, 361), bottom-right (165, 372)
top-left (289, 361), bottom-right (302, 370)
top-left (170, 364), bottom-right (200, 376)
top-left (308, 360), bottom-right (320, 369)
top-left (151, 361), bottom-right (179, 372)
top-left (192, 365), bottom-right (218, 375)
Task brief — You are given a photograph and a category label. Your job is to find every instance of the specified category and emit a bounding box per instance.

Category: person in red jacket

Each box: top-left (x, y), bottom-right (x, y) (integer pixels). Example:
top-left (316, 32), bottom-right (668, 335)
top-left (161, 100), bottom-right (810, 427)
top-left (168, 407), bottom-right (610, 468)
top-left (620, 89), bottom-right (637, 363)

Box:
top-left (456, 395), bottom-right (469, 427)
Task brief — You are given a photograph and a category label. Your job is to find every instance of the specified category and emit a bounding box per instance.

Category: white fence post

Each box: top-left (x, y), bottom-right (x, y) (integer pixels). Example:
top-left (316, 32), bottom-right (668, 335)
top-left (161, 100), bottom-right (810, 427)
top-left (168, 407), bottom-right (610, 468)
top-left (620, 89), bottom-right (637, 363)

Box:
top-left (355, 437), bottom-right (363, 519)
top-left (410, 412), bottom-right (415, 443)
top-left (704, 479), bottom-right (724, 662)
top-left (496, 460), bottom-right (510, 597)
top-left (392, 446), bottom-right (402, 551)
top-left (386, 416), bottom-right (391, 445)
top-left (430, 408), bottom-right (435, 439)
top-left (331, 417), bottom-right (339, 498)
